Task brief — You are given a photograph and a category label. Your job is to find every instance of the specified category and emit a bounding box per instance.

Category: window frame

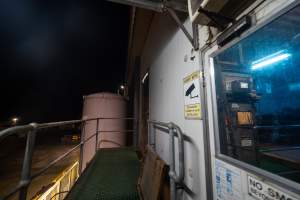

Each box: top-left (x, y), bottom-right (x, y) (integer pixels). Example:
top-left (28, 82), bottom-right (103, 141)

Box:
top-left (209, 0), bottom-right (300, 195)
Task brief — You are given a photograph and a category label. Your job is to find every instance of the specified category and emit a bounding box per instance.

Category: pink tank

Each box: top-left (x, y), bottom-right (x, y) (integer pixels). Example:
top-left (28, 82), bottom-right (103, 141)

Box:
top-left (81, 92), bottom-right (127, 170)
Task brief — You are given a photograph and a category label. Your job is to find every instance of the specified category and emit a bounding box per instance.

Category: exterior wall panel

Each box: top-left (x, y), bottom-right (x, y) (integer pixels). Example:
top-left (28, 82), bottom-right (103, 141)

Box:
top-left (138, 0), bottom-right (300, 199)
top-left (142, 13), bottom-right (207, 200)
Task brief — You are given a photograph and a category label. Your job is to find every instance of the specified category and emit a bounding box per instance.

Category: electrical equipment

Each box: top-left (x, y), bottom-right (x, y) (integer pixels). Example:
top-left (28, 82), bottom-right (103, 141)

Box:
top-left (231, 80), bottom-right (251, 94)
top-left (217, 16), bottom-right (252, 46)
top-left (221, 73), bottom-right (257, 161)
top-left (237, 111), bottom-right (253, 126)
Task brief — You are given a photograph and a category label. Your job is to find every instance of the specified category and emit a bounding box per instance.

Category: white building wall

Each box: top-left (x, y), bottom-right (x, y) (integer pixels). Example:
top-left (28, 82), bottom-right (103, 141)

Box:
top-left (140, 0), bottom-right (299, 199)
top-left (142, 13), bottom-right (206, 200)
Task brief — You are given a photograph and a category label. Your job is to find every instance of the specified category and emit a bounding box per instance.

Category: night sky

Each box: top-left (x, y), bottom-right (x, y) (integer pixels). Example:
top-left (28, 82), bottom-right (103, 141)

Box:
top-left (0, 0), bottom-right (129, 123)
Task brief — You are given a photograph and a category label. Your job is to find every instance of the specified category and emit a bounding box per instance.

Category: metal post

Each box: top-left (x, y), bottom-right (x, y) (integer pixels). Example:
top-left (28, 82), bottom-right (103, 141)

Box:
top-left (152, 123), bottom-right (156, 151)
top-left (19, 126), bottom-right (37, 200)
top-left (147, 122), bottom-right (151, 146)
top-left (79, 122), bottom-right (85, 173)
top-left (133, 118), bottom-right (138, 147)
top-left (95, 119), bottom-right (99, 153)
top-left (169, 126), bottom-right (176, 200)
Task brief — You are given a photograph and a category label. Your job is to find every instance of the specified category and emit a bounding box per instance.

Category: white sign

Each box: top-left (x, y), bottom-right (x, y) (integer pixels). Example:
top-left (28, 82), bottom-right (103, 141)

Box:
top-left (183, 71), bottom-right (201, 119)
top-left (215, 159), bottom-right (243, 200)
top-left (248, 175), bottom-right (298, 200)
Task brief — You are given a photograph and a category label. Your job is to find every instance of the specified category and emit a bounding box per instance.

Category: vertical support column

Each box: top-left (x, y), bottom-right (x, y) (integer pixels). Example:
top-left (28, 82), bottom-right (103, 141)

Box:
top-left (133, 118), bottom-right (138, 147)
top-left (79, 122), bottom-right (85, 173)
top-left (95, 119), bottom-right (99, 153)
top-left (19, 126), bottom-right (37, 200)
top-left (152, 124), bottom-right (156, 151)
top-left (169, 126), bottom-right (176, 200)
top-left (134, 57), bottom-right (141, 148)
top-left (147, 122), bottom-right (151, 146)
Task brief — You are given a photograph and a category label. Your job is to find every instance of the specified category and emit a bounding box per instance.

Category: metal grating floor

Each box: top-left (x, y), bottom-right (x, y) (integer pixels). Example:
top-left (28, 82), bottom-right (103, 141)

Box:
top-left (66, 148), bottom-right (140, 200)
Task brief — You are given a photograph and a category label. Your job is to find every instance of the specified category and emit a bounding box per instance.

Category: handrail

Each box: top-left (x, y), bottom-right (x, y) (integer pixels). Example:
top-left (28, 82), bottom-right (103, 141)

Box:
top-left (0, 124), bottom-right (35, 140)
top-left (148, 120), bottom-right (185, 200)
top-left (171, 123), bottom-right (185, 182)
top-left (0, 118), bottom-right (136, 140)
top-left (0, 117), bottom-right (135, 200)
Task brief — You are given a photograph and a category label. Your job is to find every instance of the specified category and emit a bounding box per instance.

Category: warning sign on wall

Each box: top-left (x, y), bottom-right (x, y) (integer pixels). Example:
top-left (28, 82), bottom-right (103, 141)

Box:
top-left (247, 175), bottom-right (298, 200)
top-left (183, 71), bottom-right (201, 119)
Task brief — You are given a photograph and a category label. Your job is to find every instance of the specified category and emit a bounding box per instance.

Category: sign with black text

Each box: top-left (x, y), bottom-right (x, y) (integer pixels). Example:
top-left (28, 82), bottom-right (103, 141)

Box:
top-left (183, 71), bottom-right (201, 119)
top-left (248, 175), bottom-right (298, 200)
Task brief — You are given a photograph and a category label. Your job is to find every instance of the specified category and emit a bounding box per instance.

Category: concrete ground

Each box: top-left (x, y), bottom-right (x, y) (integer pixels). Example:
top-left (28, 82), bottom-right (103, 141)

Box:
top-left (0, 142), bottom-right (79, 200)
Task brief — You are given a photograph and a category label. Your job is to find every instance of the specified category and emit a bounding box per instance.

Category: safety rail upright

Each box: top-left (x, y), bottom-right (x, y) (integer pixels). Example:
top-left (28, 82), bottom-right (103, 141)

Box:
top-left (0, 117), bottom-right (135, 200)
top-left (148, 120), bottom-right (185, 200)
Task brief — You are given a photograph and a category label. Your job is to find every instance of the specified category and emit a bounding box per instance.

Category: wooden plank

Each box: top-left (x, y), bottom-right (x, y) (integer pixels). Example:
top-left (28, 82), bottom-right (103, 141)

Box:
top-left (138, 146), bottom-right (168, 200)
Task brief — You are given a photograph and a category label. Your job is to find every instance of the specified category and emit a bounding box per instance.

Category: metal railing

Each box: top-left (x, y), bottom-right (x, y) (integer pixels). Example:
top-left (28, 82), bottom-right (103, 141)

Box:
top-left (0, 117), bottom-right (135, 200)
top-left (148, 120), bottom-right (185, 200)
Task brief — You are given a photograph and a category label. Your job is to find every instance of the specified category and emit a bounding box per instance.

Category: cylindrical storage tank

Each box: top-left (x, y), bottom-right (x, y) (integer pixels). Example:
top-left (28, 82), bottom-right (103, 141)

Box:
top-left (81, 92), bottom-right (127, 170)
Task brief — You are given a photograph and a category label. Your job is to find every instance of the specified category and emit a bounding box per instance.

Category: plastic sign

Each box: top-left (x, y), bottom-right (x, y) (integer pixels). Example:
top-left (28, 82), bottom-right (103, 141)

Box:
top-left (215, 159), bottom-right (243, 200)
top-left (183, 71), bottom-right (201, 119)
top-left (248, 175), bottom-right (298, 200)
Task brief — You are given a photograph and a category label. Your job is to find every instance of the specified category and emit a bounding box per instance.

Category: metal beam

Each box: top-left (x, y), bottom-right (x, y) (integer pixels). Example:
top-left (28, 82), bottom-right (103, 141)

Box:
top-left (198, 7), bottom-right (234, 30)
top-left (106, 0), bottom-right (164, 12)
top-left (164, 1), bottom-right (187, 13)
top-left (106, 1), bottom-right (198, 49)
top-left (166, 7), bottom-right (199, 50)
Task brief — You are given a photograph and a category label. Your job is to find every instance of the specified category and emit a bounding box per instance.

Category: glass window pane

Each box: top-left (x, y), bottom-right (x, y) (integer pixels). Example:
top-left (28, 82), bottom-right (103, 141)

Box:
top-left (213, 5), bottom-right (300, 184)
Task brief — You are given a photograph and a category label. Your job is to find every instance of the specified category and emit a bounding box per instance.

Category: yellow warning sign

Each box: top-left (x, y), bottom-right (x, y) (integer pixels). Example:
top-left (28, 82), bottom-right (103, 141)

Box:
top-left (183, 71), bottom-right (200, 83)
top-left (185, 104), bottom-right (201, 118)
top-left (183, 71), bottom-right (201, 119)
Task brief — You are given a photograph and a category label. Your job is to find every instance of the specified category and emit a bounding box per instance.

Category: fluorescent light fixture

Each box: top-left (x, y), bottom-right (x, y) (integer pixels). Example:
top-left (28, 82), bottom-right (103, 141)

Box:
top-left (251, 50), bottom-right (291, 70)
top-left (289, 82), bottom-right (300, 91)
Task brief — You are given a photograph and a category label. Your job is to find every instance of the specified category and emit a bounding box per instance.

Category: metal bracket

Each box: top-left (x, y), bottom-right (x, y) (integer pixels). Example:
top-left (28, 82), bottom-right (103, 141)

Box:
top-left (106, 0), bottom-right (198, 49)
top-left (198, 7), bottom-right (234, 30)
top-left (166, 7), bottom-right (199, 50)
top-left (106, 0), bottom-right (188, 12)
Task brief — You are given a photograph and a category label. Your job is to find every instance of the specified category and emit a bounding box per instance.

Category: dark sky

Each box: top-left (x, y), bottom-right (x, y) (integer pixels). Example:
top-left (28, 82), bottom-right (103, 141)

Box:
top-left (0, 0), bottom-right (129, 123)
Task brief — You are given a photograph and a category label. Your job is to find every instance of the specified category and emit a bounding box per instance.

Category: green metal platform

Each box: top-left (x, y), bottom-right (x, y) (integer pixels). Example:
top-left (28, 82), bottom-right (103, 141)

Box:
top-left (66, 148), bottom-right (140, 200)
